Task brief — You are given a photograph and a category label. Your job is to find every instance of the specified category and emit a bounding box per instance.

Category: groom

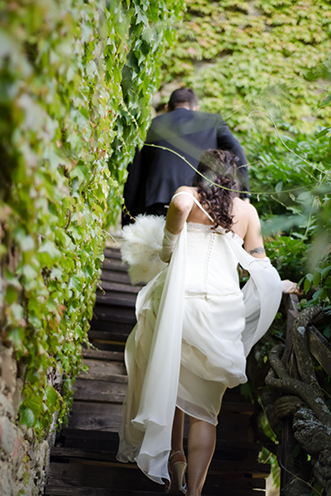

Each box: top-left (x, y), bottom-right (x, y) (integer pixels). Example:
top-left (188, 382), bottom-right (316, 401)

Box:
top-left (122, 88), bottom-right (249, 225)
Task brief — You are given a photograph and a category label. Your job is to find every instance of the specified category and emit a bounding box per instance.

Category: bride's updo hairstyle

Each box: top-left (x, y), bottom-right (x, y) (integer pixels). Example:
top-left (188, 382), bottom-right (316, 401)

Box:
top-left (193, 149), bottom-right (239, 231)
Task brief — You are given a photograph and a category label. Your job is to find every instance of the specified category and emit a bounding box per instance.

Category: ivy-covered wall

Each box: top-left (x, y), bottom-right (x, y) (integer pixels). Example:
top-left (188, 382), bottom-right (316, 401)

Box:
top-left (161, 0), bottom-right (331, 133)
top-left (0, 1), bottom-right (183, 492)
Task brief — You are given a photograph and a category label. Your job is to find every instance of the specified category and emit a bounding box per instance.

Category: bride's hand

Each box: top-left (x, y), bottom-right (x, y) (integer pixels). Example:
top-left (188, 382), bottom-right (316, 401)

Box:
top-left (281, 279), bottom-right (300, 294)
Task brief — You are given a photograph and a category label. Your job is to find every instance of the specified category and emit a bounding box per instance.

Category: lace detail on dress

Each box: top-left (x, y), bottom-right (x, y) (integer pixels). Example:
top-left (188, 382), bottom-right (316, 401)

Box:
top-left (186, 222), bottom-right (244, 245)
top-left (187, 222), bottom-right (214, 232)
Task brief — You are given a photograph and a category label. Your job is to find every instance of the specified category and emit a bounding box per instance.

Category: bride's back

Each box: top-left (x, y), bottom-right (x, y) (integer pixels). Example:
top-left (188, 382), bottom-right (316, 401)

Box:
top-left (185, 188), bottom-right (250, 242)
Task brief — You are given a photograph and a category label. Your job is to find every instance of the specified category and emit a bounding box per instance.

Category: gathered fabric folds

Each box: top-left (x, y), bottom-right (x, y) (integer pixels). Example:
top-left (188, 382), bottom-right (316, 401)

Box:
top-left (116, 221), bottom-right (282, 486)
top-left (117, 224), bottom-right (187, 484)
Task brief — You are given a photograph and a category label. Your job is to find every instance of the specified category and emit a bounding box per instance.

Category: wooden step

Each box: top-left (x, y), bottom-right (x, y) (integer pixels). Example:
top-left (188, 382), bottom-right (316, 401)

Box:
top-left (91, 305), bottom-right (136, 324)
top-left (101, 258), bottom-right (128, 271)
top-left (88, 330), bottom-right (131, 344)
top-left (73, 379), bottom-right (126, 403)
top-left (82, 349), bottom-right (124, 362)
top-left (78, 358), bottom-right (126, 379)
top-left (66, 402), bottom-right (253, 442)
top-left (67, 402), bottom-right (122, 432)
top-left (89, 319), bottom-right (134, 333)
top-left (97, 280), bottom-right (141, 294)
top-left (104, 248), bottom-right (121, 259)
top-left (95, 293), bottom-right (137, 307)
top-left (45, 488), bottom-right (263, 496)
top-left (45, 461), bottom-right (266, 495)
top-left (51, 441), bottom-right (265, 466)
top-left (99, 270), bottom-right (132, 284)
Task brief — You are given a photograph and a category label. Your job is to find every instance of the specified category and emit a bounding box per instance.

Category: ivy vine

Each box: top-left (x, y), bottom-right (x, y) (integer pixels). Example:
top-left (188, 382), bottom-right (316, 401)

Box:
top-left (0, 0), bottom-right (183, 437)
top-left (161, 0), bottom-right (331, 133)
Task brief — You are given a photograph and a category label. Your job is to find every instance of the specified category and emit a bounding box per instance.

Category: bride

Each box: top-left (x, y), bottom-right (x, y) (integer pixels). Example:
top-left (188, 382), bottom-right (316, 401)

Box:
top-left (117, 149), bottom-right (289, 495)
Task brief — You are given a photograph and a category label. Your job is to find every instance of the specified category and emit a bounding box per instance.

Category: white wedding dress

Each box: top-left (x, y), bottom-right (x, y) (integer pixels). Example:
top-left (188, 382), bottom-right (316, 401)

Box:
top-left (117, 194), bottom-right (282, 486)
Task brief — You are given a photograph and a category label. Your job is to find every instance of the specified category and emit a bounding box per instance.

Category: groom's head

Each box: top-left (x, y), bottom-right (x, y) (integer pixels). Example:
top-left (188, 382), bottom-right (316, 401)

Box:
top-left (166, 88), bottom-right (199, 112)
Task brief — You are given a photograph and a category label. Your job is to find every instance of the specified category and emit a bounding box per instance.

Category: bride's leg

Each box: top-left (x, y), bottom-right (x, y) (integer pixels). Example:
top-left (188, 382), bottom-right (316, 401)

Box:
top-left (171, 407), bottom-right (185, 453)
top-left (166, 408), bottom-right (187, 493)
top-left (186, 416), bottom-right (216, 496)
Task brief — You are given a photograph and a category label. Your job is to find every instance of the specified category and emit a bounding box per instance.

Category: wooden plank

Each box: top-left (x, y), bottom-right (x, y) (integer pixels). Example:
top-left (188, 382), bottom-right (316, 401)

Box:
top-left (67, 402), bottom-right (122, 432)
top-left (217, 411), bottom-right (253, 443)
top-left (46, 462), bottom-right (266, 492)
top-left (50, 447), bottom-right (118, 463)
top-left (95, 293), bottom-right (136, 307)
top-left (45, 486), bottom-right (263, 496)
top-left (82, 349), bottom-right (124, 362)
top-left (60, 430), bottom-right (262, 461)
top-left (91, 306), bottom-right (136, 324)
top-left (213, 442), bottom-right (261, 461)
top-left (104, 248), bottom-right (121, 259)
top-left (206, 474), bottom-right (266, 488)
top-left (89, 320), bottom-right (134, 333)
top-left (60, 429), bottom-right (119, 452)
top-left (46, 462), bottom-right (162, 491)
top-left (61, 436), bottom-right (119, 452)
top-left (73, 379), bottom-right (126, 403)
top-left (220, 401), bottom-right (254, 414)
top-left (284, 293), bottom-right (300, 314)
top-left (88, 331), bottom-right (129, 344)
top-left (45, 486), bottom-right (165, 495)
top-left (66, 403), bottom-right (259, 445)
top-left (98, 280), bottom-right (141, 294)
top-left (101, 259), bottom-right (128, 271)
top-left (222, 387), bottom-right (252, 402)
top-left (308, 325), bottom-right (331, 378)
top-left (88, 330), bottom-right (130, 343)
top-left (77, 372), bottom-right (127, 384)
top-left (209, 459), bottom-right (270, 477)
top-left (61, 429), bottom-right (119, 441)
top-left (61, 438), bottom-right (116, 453)
top-left (79, 358), bottom-right (126, 378)
top-left (52, 444), bottom-right (263, 467)
top-left (100, 270), bottom-right (132, 284)
top-left (86, 341), bottom-right (125, 353)
top-left (281, 295), bottom-right (300, 489)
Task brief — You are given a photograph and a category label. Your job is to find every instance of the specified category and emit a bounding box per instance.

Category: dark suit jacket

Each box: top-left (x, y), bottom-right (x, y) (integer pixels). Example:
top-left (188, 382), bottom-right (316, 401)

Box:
top-left (123, 108), bottom-right (249, 223)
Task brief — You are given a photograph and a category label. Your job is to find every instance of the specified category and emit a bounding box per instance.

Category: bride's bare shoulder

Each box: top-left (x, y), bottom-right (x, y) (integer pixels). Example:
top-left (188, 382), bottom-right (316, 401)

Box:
top-left (174, 186), bottom-right (197, 195)
top-left (232, 197), bottom-right (258, 218)
top-left (172, 186), bottom-right (199, 203)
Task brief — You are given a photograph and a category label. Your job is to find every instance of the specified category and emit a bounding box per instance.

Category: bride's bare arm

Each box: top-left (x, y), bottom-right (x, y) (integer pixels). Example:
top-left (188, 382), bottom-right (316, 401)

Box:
top-left (243, 204), bottom-right (266, 259)
top-left (165, 187), bottom-right (194, 234)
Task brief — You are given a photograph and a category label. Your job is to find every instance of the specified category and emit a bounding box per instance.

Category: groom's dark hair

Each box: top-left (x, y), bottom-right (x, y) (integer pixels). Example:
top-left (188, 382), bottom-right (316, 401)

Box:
top-left (168, 88), bottom-right (198, 111)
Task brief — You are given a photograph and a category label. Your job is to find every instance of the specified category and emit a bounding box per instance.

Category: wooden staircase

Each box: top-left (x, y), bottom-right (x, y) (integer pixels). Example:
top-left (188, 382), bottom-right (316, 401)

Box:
top-left (44, 245), bottom-right (269, 495)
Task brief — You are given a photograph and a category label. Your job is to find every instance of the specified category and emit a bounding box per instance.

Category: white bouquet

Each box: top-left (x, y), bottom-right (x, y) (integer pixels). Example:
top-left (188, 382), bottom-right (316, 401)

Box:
top-left (121, 215), bottom-right (167, 285)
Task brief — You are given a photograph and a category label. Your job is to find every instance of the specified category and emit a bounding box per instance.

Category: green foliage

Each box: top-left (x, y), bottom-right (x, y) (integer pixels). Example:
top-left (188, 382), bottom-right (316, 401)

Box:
top-left (244, 124), bottom-right (331, 488)
top-left (259, 447), bottom-right (280, 490)
top-left (0, 0), bottom-right (183, 438)
top-left (160, 0), bottom-right (331, 308)
top-left (244, 127), bottom-right (331, 283)
top-left (161, 0), bottom-right (331, 133)
top-left (107, 0), bottom-right (184, 223)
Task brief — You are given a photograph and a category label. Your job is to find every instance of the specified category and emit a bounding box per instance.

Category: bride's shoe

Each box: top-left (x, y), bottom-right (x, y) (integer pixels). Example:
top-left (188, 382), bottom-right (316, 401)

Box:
top-left (165, 450), bottom-right (187, 494)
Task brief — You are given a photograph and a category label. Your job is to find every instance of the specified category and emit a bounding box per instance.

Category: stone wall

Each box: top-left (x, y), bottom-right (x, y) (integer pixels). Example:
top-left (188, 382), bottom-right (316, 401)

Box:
top-left (0, 343), bottom-right (52, 496)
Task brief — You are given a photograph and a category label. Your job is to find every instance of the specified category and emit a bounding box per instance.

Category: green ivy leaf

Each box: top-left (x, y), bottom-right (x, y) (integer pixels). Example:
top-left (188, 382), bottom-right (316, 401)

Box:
top-left (45, 385), bottom-right (59, 408)
top-left (20, 408), bottom-right (35, 429)
top-left (313, 271), bottom-right (321, 288)
top-left (315, 127), bottom-right (331, 139)
top-left (37, 241), bottom-right (61, 268)
top-left (304, 273), bottom-right (313, 294)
